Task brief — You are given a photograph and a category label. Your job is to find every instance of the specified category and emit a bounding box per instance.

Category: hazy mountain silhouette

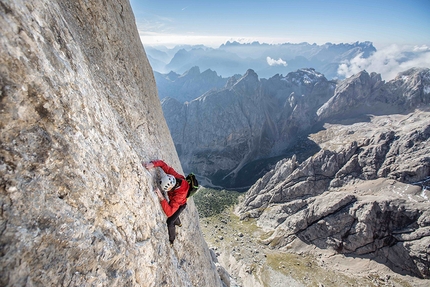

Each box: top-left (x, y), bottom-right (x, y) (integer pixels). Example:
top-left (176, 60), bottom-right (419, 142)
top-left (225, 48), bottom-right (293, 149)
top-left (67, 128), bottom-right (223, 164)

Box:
top-left (147, 41), bottom-right (376, 79)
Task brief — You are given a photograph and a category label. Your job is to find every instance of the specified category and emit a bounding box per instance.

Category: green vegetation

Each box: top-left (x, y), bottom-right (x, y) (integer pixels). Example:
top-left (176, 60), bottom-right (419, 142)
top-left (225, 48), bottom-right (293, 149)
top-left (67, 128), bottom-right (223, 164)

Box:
top-left (193, 187), bottom-right (241, 217)
top-left (196, 188), bottom-right (416, 287)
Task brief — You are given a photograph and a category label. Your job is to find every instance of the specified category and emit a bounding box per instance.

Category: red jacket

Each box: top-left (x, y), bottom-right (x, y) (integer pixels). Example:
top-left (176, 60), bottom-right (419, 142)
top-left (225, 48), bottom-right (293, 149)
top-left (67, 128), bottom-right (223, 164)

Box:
top-left (152, 160), bottom-right (189, 217)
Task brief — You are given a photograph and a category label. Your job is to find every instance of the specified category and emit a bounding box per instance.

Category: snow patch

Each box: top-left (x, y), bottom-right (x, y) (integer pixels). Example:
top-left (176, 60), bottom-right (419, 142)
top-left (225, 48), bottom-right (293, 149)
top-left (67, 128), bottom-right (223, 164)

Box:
top-left (303, 75), bottom-right (313, 84)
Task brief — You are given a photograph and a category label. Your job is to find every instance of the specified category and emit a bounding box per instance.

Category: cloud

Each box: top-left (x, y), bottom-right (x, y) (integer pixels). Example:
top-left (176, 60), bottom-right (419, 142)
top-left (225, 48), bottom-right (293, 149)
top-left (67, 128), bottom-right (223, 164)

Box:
top-left (267, 57), bottom-right (288, 67)
top-left (337, 44), bottom-right (430, 81)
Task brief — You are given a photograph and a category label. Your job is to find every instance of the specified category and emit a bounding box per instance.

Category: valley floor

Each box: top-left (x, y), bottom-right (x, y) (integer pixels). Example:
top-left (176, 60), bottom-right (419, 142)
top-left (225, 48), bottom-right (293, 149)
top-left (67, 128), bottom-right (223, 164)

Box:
top-left (200, 207), bottom-right (430, 287)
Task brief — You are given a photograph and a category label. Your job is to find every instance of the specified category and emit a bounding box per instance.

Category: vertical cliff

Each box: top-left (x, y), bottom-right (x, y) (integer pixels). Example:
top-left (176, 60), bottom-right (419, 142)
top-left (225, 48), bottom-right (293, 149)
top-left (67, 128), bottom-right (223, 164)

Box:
top-left (0, 0), bottom-right (222, 286)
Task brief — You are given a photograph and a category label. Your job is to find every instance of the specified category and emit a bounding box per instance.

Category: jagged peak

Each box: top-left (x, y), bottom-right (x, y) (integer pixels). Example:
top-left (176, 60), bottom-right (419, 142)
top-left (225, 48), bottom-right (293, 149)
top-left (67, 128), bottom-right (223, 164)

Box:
top-left (283, 68), bottom-right (327, 85)
top-left (201, 68), bottom-right (219, 77)
top-left (230, 69), bottom-right (259, 92)
top-left (225, 75), bottom-right (239, 88)
top-left (242, 69), bottom-right (259, 80)
top-left (337, 70), bottom-right (383, 91)
top-left (348, 69), bottom-right (370, 81)
top-left (180, 66), bottom-right (201, 77)
top-left (393, 67), bottom-right (430, 80)
top-left (341, 70), bottom-right (381, 86)
top-left (160, 96), bottom-right (181, 105)
top-left (165, 70), bottom-right (180, 81)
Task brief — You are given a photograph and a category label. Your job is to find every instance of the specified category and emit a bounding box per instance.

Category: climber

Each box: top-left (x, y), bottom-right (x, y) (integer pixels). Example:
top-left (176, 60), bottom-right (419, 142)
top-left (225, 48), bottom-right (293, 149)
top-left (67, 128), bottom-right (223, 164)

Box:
top-left (143, 160), bottom-right (188, 246)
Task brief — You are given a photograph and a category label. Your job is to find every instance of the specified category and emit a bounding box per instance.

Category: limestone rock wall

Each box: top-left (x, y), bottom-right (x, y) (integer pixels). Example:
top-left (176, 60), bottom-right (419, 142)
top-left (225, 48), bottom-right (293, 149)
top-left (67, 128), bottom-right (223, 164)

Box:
top-left (0, 0), bottom-right (221, 286)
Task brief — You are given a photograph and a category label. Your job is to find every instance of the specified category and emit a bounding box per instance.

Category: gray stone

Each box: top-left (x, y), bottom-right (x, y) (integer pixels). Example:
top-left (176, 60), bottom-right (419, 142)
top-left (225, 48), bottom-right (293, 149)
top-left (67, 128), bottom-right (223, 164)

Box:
top-left (238, 110), bottom-right (430, 279)
top-left (0, 1), bottom-right (223, 286)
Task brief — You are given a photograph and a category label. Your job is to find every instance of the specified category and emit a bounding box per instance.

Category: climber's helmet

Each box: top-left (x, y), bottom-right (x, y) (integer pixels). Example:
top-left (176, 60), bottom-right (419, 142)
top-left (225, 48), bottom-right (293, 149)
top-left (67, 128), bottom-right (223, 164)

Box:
top-left (160, 174), bottom-right (176, 192)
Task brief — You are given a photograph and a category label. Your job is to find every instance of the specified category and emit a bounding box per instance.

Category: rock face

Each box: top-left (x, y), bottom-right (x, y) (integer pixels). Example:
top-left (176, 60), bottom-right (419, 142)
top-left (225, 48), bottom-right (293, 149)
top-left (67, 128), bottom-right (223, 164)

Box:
top-left (0, 1), bottom-right (223, 286)
top-left (237, 110), bottom-right (430, 279)
top-left (163, 67), bottom-right (430, 189)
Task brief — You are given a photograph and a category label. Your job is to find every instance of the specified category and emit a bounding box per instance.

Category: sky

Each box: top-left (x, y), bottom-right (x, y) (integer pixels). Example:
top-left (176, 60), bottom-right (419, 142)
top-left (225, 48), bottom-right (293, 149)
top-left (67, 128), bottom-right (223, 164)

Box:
top-left (130, 0), bottom-right (429, 48)
top-left (129, 0), bottom-right (430, 80)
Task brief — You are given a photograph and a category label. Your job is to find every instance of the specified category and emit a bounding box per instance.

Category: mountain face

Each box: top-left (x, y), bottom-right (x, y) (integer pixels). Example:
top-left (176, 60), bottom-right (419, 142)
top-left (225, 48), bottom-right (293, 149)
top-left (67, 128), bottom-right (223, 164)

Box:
top-left (317, 68), bottom-right (430, 121)
top-left (154, 66), bottom-right (229, 102)
top-left (163, 67), bottom-right (429, 189)
top-left (147, 41), bottom-right (377, 79)
top-left (0, 1), bottom-right (225, 286)
top-left (233, 67), bottom-right (430, 280)
top-left (163, 68), bottom-right (336, 188)
top-left (237, 110), bottom-right (430, 279)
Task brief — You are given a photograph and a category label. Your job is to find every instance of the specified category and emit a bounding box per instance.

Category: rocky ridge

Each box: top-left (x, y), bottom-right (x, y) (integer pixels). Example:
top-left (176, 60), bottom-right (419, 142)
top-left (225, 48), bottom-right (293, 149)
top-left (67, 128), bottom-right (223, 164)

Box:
top-left (237, 110), bottom-right (430, 280)
top-left (0, 1), bottom-right (224, 286)
top-left (154, 66), bottom-right (229, 102)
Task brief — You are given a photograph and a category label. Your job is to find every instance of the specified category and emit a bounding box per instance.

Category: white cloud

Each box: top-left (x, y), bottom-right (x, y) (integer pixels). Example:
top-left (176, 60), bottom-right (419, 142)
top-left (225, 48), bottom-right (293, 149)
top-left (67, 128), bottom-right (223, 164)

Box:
top-left (337, 44), bottom-right (430, 81)
top-left (267, 56), bottom-right (288, 66)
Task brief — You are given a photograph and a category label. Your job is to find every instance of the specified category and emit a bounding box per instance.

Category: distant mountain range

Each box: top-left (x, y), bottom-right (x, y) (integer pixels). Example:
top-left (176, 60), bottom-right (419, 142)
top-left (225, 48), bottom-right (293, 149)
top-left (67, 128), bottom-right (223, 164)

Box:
top-left (146, 41), bottom-right (376, 80)
top-left (161, 67), bottom-right (430, 189)
top-left (154, 67), bottom-right (233, 102)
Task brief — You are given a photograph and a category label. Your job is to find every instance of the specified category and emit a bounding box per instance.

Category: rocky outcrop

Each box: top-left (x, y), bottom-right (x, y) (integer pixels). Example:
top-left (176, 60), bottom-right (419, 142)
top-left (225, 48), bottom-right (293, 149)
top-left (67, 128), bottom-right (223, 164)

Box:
top-left (0, 1), bottom-right (223, 286)
top-left (237, 111), bottom-right (430, 279)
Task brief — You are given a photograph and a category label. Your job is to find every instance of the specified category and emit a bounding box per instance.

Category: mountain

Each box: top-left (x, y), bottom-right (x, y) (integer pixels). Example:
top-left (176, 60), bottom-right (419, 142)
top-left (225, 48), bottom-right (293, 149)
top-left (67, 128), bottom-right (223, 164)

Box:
top-left (162, 67), bottom-right (430, 189)
top-left (165, 47), bottom-right (253, 78)
top-left (154, 66), bottom-right (230, 102)
top-left (162, 68), bottom-right (337, 188)
top-left (237, 109), bottom-right (430, 279)
top-left (317, 67), bottom-right (430, 121)
top-left (0, 1), bottom-right (226, 286)
top-left (147, 41), bottom-right (377, 79)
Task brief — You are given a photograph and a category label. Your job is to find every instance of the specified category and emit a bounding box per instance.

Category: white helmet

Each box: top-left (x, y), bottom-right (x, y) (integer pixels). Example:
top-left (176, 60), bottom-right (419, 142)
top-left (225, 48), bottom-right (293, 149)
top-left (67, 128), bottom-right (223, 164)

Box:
top-left (160, 174), bottom-right (176, 192)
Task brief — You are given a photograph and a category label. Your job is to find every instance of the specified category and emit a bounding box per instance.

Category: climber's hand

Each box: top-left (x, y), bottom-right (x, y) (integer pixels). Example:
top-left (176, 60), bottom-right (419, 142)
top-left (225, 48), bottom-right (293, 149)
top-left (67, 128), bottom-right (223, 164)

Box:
top-left (143, 162), bottom-right (154, 169)
top-left (154, 188), bottom-right (164, 201)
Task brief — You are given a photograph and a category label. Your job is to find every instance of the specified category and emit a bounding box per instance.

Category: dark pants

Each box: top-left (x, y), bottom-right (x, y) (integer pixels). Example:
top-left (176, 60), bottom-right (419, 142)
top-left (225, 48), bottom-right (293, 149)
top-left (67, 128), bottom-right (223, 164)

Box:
top-left (166, 204), bottom-right (187, 243)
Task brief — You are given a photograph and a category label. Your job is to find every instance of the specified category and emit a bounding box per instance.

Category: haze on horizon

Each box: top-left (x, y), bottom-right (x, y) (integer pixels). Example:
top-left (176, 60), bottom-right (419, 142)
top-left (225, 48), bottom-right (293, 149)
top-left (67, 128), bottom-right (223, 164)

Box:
top-left (129, 0), bottom-right (430, 80)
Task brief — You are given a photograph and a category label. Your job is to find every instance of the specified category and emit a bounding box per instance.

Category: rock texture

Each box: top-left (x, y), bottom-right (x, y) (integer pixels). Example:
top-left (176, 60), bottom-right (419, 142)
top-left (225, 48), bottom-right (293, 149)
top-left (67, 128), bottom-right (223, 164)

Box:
top-left (237, 110), bottom-right (430, 279)
top-left (0, 1), bottom-right (223, 286)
